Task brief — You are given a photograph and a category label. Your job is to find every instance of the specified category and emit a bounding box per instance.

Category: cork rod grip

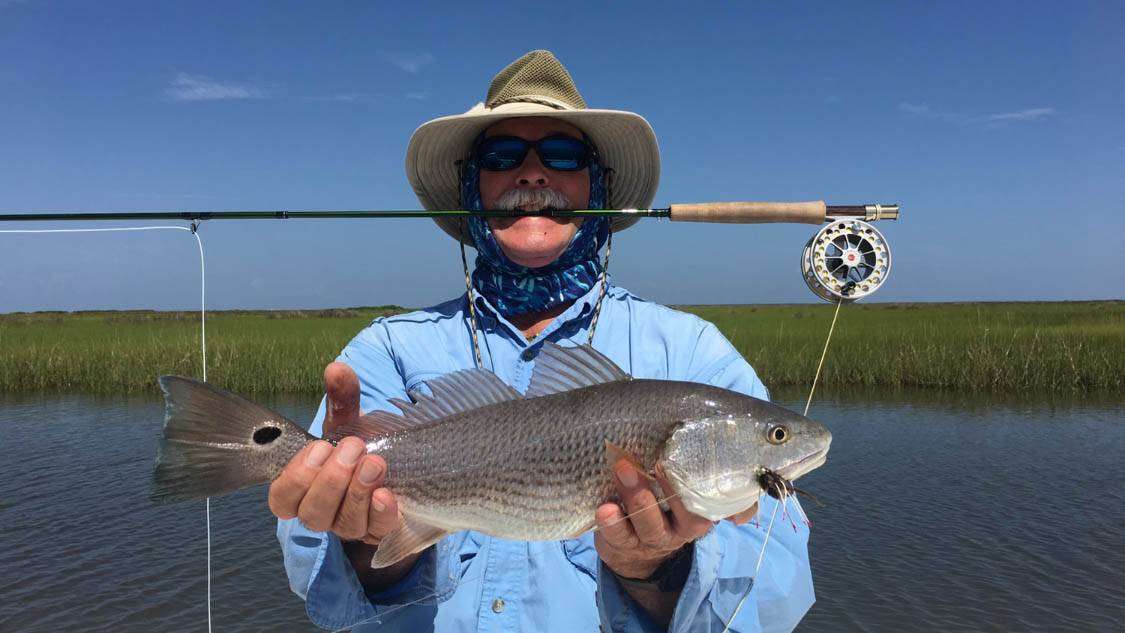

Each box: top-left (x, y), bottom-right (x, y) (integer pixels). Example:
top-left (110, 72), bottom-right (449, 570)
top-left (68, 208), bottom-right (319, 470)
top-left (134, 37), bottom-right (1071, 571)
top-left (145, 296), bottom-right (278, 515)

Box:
top-left (669, 201), bottom-right (827, 224)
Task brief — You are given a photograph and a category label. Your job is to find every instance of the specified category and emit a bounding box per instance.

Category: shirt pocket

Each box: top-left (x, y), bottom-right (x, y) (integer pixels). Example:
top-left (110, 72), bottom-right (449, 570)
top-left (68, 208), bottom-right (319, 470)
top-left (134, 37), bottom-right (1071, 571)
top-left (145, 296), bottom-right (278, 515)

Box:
top-left (449, 530), bottom-right (484, 580)
top-left (403, 370), bottom-right (442, 397)
top-left (560, 534), bottom-right (599, 583)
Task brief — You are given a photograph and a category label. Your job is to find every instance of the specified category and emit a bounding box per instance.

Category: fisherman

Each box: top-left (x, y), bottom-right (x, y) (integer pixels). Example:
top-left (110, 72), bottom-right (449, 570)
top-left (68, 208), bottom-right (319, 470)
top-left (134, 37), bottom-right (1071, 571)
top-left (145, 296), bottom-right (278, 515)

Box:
top-left (270, 50), bottom-right (814, 632)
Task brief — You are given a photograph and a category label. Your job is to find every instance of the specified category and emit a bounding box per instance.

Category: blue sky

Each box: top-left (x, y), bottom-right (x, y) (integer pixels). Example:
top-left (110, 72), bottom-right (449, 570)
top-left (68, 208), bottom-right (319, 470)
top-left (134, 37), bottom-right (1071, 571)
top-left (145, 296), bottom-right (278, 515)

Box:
top-left (1, 1), bottom-right (1122, 312)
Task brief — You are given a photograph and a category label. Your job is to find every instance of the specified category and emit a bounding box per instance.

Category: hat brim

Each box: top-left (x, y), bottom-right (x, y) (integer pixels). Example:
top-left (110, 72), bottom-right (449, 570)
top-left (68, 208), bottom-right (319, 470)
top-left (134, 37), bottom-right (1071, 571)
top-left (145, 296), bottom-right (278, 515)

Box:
top-left (405, 102), bottom-right (661, 244)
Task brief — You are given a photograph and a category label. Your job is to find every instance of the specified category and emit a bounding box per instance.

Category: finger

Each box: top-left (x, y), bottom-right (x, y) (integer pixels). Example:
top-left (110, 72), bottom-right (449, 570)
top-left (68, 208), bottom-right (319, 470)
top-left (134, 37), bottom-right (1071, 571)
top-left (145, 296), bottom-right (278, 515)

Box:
top-left (596, 502), bottom-right (639, 550)
top-left (296, 437), bottom-right (365, 532)
top-left (614, 460), bottom-right (672, 548)
top-left (331, 454), bottom-right (384, 541)
top-left (268, 441), bottom-right (326, 520)
top-left (728, 503), bottom-right (759, 526)
top-left (323, 362), bottom-right (360, 435)
top-left (655, 465), bottom-right (715, 540)
top-left (366, 486), bottom-right (403, 541)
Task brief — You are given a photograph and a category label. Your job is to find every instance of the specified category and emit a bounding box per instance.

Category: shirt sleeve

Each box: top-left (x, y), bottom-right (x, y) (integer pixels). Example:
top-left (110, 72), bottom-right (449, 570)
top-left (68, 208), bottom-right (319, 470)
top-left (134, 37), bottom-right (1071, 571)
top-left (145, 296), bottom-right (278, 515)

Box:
top-left (596, 322), bottom-right (815, 633)
top-left (275, 319), bottom-right (460, 630)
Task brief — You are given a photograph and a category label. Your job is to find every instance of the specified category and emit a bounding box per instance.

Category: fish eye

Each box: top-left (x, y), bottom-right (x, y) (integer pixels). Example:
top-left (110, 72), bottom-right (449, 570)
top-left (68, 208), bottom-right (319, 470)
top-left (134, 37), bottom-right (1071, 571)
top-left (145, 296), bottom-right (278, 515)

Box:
top-left (767, 425), bottom-right (790, 445)
top-left (252, 426), bottom-right (282, 445)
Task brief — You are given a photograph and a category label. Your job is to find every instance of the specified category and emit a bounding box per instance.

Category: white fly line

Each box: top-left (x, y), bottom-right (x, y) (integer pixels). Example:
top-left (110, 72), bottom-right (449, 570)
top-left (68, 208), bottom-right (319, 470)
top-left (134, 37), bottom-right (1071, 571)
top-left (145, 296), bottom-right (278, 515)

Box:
top-left (0, 224), bottom-right (213, 633)
top-left (723, 298), bottom-right (843, 631)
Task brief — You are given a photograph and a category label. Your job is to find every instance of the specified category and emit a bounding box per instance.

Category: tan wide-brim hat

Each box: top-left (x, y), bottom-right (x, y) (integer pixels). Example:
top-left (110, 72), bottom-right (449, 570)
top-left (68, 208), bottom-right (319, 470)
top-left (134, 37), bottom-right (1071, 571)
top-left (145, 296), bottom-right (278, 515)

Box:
top-left (405, 50), bottom-right (661, 244)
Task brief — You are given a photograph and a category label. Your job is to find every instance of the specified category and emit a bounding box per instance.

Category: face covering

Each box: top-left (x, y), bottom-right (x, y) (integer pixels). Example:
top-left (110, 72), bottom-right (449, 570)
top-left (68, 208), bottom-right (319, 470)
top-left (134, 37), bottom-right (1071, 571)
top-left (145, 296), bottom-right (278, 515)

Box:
top-left (459, 132), bottom-right (610, 318)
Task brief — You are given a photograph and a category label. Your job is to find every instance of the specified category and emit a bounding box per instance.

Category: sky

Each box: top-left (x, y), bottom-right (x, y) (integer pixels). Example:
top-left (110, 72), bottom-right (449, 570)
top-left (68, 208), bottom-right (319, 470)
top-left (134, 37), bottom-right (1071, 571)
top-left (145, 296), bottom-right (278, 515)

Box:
top-left (1, 1), bottom-right (1122, 312)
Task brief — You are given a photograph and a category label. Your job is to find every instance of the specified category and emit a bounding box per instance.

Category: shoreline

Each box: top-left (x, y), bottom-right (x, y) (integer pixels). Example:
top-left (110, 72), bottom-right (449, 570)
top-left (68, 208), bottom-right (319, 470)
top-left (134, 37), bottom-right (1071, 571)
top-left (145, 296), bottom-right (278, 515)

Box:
top-left (1, 301), bottom-right (1121, 395)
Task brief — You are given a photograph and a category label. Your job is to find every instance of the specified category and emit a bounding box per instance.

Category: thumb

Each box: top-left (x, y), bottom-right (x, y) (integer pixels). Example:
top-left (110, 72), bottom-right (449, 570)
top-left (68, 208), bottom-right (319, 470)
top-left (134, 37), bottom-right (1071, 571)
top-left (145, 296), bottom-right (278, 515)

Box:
top-left (323, 361), bottom-right (360, 435)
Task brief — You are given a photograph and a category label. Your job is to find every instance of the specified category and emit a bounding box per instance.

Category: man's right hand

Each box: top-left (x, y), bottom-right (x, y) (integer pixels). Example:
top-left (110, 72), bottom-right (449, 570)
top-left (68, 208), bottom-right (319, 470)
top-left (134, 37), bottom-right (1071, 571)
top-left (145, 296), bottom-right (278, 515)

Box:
top-left (268, 362), bottom-right (404, 547)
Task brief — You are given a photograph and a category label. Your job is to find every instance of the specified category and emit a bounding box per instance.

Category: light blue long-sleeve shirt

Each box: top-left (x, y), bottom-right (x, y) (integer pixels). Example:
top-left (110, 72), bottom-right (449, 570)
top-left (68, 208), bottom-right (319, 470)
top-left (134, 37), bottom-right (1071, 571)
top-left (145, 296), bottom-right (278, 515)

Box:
top-left (277, 282), bottom-right (815, 632)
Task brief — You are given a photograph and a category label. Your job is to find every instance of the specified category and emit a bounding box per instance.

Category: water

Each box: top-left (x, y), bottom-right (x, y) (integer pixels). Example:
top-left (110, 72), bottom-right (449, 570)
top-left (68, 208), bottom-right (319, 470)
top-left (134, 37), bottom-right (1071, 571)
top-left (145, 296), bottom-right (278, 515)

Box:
top-left (0, 390), bottom-right (1121, 631)
top-left (792, 391), bottom-right (1124, 631)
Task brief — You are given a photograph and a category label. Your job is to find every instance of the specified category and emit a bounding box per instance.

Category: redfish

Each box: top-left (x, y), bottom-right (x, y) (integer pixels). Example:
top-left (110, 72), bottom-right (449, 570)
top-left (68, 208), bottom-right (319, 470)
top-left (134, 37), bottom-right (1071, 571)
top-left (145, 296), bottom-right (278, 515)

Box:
top-left (152, 343), bottom-right (831, 568)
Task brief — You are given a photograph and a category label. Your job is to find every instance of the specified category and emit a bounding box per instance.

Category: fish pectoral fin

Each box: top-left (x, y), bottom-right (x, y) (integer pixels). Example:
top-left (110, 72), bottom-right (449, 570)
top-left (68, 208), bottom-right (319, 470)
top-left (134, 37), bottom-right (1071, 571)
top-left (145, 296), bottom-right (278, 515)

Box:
top-left (604, 441), bottom-right (656, 483)
top-left (370, 517), bottom-right (450, 569)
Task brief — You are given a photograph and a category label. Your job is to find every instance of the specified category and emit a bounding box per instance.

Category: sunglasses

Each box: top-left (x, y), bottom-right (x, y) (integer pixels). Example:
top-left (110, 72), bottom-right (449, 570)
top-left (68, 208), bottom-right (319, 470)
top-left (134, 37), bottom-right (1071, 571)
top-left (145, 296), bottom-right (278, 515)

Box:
top-left (477, 134), bottom-right (594, 172)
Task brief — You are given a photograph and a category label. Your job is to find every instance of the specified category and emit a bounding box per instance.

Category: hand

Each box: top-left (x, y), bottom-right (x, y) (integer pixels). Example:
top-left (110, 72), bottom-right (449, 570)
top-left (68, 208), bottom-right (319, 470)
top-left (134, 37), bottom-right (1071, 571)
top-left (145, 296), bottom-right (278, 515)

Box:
top-left (595, 460), bottom-right (758, 580)
top-left (267, 361), bottom-right (403, 545)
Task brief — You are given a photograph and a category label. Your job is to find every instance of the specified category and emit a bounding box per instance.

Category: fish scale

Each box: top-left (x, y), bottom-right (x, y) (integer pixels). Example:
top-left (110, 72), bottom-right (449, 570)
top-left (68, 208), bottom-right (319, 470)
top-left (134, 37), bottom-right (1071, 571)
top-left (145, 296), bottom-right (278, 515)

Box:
top-left (376, 381), bottom-right (692, 540)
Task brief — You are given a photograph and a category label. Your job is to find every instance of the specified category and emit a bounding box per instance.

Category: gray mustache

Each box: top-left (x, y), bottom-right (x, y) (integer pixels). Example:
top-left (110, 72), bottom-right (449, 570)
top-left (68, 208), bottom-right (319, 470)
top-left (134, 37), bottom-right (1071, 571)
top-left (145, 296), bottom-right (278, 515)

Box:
top-left (494, 188), bottom-right (571, 211)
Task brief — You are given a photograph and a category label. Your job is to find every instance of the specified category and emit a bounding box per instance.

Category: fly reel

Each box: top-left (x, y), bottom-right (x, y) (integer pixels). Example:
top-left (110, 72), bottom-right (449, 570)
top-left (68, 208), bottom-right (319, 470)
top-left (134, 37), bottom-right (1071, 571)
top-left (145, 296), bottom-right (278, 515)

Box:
top-left (801, 219), bottom-right (891, 302)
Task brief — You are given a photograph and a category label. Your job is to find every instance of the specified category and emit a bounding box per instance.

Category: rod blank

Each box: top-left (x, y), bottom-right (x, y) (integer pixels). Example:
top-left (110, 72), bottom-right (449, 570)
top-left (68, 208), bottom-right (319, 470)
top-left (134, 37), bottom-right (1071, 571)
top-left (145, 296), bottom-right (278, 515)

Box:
top-left (0, 203), bottom-right (899, 224)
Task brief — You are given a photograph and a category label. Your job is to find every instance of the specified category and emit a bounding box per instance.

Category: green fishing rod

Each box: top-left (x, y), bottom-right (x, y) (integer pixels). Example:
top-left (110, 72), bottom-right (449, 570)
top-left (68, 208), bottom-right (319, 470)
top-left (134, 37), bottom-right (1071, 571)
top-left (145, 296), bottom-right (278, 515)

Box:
top-left (1, 200), bottom-right (901, 304)
top-left (0, 201), bottom-right (899, 224)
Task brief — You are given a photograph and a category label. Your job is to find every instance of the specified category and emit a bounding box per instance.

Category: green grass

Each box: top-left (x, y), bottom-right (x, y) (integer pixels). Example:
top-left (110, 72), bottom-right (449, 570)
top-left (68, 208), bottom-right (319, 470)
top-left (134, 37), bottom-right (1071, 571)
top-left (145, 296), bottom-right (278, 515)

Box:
top-left (690, 301), bottom-right (1123, 393)
top-left (1, 302), bottom-right (1121, 395)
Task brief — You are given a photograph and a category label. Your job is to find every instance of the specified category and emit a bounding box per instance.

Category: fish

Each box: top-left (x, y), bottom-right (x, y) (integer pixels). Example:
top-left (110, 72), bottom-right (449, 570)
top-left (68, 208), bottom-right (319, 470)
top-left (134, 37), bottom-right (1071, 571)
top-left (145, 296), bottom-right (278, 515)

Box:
top-left (152, 343), bottom-right (831, 568)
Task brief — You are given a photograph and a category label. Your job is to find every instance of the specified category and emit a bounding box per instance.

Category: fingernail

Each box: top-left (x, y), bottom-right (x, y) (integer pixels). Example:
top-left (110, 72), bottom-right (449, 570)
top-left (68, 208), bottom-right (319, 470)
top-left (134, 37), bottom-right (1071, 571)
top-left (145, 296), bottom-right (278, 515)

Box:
top-left (616, 463), bottom-right (638, 488)
top-left (337, 440), bottom-right (364, 466)
top-left (358, 459), bottom-right (383, 485)
top-left (371, 491), bottom-right (387, 513)
top-left (306, 441), bottom-right (332, 467)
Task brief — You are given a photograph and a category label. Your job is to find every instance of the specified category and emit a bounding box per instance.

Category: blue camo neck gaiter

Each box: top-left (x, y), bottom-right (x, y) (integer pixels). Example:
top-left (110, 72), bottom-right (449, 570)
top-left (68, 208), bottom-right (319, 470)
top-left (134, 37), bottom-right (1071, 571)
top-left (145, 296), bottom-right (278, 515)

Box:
top-left (459, 133), bottom-right (610, 318)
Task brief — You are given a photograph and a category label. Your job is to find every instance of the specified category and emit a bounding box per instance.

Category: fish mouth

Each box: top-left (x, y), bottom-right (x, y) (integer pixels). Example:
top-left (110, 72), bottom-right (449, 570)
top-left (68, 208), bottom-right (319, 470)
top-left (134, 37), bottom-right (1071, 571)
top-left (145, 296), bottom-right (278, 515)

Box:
top-left (777, 447), bottom-right (829, 482)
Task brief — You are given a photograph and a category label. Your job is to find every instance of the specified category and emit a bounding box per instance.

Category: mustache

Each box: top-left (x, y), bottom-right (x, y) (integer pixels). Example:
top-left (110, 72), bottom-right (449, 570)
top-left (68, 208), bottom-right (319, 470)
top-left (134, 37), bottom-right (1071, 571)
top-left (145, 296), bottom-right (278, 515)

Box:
top-left (492, 188), bottom-right (572, 212)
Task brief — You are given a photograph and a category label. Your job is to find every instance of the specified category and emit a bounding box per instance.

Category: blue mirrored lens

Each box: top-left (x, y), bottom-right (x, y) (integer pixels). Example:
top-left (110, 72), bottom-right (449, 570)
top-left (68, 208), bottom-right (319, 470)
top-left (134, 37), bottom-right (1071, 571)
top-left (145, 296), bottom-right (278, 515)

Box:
top-left (479, 138), bottom-right (527, 171)
top-left (537, 138), bottom-right (588, 170)
top-left (477, 136), bottom-right (590, 171)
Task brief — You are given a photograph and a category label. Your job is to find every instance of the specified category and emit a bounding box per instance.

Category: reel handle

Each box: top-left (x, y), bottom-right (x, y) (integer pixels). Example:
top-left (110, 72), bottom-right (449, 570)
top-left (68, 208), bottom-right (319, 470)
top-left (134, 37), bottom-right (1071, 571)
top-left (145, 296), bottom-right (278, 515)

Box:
top-left (669, 201), bottom-right (827, 224)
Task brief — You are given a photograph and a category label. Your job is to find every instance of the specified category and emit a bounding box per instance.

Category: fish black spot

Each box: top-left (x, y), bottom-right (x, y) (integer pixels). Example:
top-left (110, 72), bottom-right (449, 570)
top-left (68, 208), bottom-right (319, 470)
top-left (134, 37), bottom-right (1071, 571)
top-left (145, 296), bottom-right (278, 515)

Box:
top-left (253, 426), bottom-right (282, 445)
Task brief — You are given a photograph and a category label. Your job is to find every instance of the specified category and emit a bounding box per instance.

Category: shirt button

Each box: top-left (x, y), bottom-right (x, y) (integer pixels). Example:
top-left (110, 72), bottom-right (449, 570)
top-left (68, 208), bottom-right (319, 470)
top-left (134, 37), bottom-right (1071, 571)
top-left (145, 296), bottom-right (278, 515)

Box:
top-left (491, 597), bottom-right (505, 613)
top-left (520, 348), bottom-right (535, 362)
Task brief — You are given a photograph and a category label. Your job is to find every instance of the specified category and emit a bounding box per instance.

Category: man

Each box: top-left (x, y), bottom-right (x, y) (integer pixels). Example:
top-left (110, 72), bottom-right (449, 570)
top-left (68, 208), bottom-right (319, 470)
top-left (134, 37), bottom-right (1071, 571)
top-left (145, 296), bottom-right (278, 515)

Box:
top-left (271, 50), bottom-right (814, 632)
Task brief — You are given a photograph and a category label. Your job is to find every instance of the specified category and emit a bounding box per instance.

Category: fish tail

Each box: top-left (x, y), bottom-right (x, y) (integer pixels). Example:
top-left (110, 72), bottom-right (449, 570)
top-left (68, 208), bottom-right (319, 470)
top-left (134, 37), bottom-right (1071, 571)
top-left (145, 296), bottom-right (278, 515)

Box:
top-left (152, 375), bottom-right (314, 504)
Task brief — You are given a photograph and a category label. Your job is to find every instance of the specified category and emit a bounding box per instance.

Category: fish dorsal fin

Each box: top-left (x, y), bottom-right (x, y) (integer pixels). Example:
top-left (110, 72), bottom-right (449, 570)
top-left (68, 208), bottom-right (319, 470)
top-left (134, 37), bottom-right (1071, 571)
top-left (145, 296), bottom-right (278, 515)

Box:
top-left (392, 369), bottom-right (524, 425)
top-left (526, 343), bottom-right (630, 398)
top-left (424, 368), bottom-right (522, 412)
top-left (324, 369), bottom-right (520, 442)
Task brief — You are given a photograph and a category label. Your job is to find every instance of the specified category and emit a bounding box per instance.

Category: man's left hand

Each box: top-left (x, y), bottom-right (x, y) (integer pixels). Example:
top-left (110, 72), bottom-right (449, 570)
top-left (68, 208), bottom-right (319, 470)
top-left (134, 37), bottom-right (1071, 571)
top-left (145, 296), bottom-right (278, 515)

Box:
top-left (595, 459), bottom-right (758, 580)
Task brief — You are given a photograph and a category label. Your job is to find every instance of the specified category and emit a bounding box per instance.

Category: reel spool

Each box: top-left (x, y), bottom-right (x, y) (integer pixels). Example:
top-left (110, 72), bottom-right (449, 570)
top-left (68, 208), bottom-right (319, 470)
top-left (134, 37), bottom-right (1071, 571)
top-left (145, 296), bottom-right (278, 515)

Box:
top-left (801, 219), bottom-right (891, 302)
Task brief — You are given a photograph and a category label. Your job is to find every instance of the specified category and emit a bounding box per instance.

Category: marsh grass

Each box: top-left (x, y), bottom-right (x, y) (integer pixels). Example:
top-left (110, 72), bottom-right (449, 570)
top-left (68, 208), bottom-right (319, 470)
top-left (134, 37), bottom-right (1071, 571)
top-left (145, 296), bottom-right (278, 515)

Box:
top-left (1, 302), bottom-right (1120, 395)
top-left (0, 307), bottom-right (401, 394)
top-left (694, 301), bottom-right (1123, 393)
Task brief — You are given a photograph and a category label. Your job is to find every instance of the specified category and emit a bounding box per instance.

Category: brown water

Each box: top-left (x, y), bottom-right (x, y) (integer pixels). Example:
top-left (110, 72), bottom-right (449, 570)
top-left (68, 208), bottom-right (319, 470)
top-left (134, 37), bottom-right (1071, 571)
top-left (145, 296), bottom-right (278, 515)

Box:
top-left (0, 390), bottom-right (1121, 631)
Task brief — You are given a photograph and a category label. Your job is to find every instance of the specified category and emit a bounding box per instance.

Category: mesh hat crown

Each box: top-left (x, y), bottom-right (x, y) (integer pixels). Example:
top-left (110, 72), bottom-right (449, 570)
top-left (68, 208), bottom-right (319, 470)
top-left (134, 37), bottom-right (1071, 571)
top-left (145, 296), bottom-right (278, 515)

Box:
top-left (485, 50), bottom-right (587, 110)
top-left (405, 50), bottom-right (661, 244)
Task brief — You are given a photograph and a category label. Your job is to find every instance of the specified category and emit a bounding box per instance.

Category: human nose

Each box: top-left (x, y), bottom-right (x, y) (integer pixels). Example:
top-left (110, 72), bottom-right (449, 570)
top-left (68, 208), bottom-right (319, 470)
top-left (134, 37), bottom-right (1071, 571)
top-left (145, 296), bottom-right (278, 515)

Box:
top-left (513, 149), bottom-right (550, 187)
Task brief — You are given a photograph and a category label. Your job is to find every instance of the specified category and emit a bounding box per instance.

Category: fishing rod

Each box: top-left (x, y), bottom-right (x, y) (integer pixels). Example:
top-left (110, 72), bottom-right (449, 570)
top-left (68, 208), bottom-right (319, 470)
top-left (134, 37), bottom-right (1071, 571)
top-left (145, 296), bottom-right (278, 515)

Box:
top-left (0, 201), bottom-right (898, 223)
top-left (1, 200), bottom-right (901, 303)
